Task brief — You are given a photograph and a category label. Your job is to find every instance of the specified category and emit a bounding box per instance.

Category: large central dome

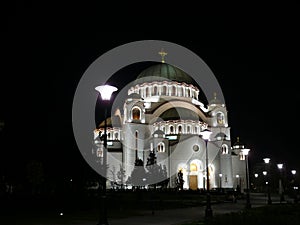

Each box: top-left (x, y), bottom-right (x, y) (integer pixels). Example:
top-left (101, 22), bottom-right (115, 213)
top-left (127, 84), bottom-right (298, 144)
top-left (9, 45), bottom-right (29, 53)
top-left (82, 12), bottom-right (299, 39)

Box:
top-left (133, 63), bottom-right (198, 87)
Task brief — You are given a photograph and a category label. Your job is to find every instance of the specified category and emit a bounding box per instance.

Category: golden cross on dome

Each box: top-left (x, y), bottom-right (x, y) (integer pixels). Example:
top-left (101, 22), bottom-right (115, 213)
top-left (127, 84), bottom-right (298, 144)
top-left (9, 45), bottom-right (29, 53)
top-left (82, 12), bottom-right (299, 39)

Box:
top-left (158, 48), bottom-right (167, 63)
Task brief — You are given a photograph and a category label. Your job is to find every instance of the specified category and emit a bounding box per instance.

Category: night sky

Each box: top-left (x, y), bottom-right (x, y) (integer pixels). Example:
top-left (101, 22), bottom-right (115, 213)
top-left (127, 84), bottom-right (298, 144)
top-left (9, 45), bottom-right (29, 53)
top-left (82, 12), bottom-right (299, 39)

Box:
top-left (1, 4), bottom-right (299, 184)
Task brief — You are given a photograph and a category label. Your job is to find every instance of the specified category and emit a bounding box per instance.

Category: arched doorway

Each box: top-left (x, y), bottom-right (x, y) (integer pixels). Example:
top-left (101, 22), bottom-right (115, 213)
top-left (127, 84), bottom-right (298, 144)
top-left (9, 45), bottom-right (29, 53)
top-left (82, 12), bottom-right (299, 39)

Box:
top-left (188, 159), bottom-right (204, 190)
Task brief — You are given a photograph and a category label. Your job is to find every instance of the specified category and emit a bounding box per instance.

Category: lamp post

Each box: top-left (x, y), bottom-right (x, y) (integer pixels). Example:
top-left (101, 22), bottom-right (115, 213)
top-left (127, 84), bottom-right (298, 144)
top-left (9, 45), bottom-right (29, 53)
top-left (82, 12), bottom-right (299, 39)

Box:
top-left (95, 84), bottom-right (118, 225)
top-left (235, 175), bottom-right (241, 193)
top-left (291, 170), bottom-right (297, 203)
top-left (263, 158), bottom-right (272, 205)
top-left (277, 163), bottom-right (285, 203)
top-left (219, 174), bottom-right (222, 192)
top-left (200, 128), bottom-right (212, 219)
top-left (242, 148), bottom-right (251, 209)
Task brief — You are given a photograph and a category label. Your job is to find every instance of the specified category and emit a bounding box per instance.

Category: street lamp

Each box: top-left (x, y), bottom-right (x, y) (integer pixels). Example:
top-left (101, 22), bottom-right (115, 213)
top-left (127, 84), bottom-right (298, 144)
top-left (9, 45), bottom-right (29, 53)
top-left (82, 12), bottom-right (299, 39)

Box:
top-left (95, 84), bottom-right (118, 225)
top-left (263, 171), bottom-right (267, 176)
top-left (291, 170), bottom-right (297, 203)
top-left (277, 163), bottom-right (285, 203)
top-left (241, 148), bottom-right (251, 209)
top-left (236, 175), bottom-right (241, 193)
top-left (200, 128), bottom-right (213, 219)
top-left (219, 174), bottom-right (222, 191)
top-left (263, 158), bottom-right (272, 205)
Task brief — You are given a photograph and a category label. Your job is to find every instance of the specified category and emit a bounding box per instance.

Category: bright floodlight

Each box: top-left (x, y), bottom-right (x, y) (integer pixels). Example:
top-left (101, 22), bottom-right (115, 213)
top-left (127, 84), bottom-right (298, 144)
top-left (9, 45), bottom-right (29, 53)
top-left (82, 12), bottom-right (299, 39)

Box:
top-left (263, 171), bottom-right (267, 176)
top-left (236, 174), bottom-right (239, 178)
top-left (200, 128), bottom-right (212, 140)
top-left (95, 85), bottom-right (118, 101)
top-left (254, 173), bottom-right (258, 178)
top-left (241, 148), bottom-right (250, 156)
top-left (263, 158), bottom-right (270, 164)
top-left (291, 170), bottom-right (296, 175)
top-left (219, 173), bottom-right (223, 177)
top-left (277, 163), bottom-right (283, 169)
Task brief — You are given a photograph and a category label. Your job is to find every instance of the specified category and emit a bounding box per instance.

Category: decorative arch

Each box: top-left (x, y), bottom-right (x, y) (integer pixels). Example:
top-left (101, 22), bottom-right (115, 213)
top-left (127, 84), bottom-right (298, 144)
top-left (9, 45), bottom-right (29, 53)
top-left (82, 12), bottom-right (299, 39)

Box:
top-left (152, 101), bottom-right (207, 123)
top-left (221, 144), bottom-right (229, 154)
top-left (189, 159), bottom-right (204, 189)
top-left (157, 142), bottom-right (165, 152)
top-left (131, 106), bottom-right (141, 120)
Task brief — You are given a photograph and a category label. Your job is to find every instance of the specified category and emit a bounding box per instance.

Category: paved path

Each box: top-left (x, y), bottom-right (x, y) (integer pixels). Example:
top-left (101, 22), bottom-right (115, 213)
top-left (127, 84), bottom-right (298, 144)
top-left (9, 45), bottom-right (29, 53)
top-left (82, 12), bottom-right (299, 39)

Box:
top-left (76, 193), bottom-right (294, 225)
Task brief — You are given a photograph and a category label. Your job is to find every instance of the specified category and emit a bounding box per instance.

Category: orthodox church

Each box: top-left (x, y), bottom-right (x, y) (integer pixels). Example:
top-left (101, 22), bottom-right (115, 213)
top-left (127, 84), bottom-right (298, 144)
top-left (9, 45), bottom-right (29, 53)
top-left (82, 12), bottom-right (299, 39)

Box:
top-left (93, 53), bottom-right (247, 191)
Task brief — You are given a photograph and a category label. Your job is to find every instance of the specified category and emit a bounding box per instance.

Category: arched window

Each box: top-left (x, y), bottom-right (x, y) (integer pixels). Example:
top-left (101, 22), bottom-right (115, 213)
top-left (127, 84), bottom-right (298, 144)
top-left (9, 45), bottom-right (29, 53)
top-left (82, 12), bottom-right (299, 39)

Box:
top-left (131, 107), bottom-right (141, 120)
top-left (162, 86), bottom-right (167, 95)
top-left (187, 89), bottom-right (190, 97)
top-left (178, 125), bottom-right (182, 134)
top-left (187, 125), bottom-right (191, 134)
top-left (221, 144), bottom-right (229, 154)
top-left (107, 133), bottom-right (111, 140)
top-left (154, 86), bottom-right (158, 95)
top-left (190, 163), bottom-right (197, 172)
top-left (162, 126), bottom-right (165, 132)
top-left (146, 87), bottom-right (151, 97)
top-left (239, 152), bottom-right (245, 160)
top-left (178, 87), bottom-right (182, 97)
top-left (170, 125), bottom-right (174, 134)
top-left (171, 86), bottom-right (176, 95)
top-left (115, 132), bottom-right (119, 140)
top-left (135, 131), bottom-right (138, 159)
top-left (194, 126), bottom-right (198, 134)
top-left (217, 112), bottom-right (225, 125)
top-left (157, 142), bottom-right (165, 152)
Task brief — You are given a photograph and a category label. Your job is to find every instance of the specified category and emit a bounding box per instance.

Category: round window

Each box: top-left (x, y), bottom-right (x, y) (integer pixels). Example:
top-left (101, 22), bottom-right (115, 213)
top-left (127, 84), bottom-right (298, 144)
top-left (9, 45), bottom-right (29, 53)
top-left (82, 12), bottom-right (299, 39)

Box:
top-left (193, 144), bottom-right (199, 152)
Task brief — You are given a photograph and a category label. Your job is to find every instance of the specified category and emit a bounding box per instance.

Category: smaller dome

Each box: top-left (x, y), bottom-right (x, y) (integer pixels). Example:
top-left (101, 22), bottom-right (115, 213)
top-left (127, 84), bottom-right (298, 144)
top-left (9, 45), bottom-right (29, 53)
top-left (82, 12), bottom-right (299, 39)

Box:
top-left (153, 129), bottom-right (165, 138)
top-left (128, 93), bottom-right (142, 100)
top-left (159, 107), bottom-right (201, 121)
top-left (232, 137), bottom-right (245, 149)
top-left (214, 132), bottom-right (227, 140)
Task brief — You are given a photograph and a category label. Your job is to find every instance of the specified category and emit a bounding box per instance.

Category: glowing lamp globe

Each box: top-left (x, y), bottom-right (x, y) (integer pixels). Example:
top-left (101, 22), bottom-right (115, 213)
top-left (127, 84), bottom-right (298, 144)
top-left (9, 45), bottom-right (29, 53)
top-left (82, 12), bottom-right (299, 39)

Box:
top-left (263, 171), bottom-right (267, 176)
top-left (241, 148), bottom-right (250, 156)
top-left (277, 163), bottom-right (283, 169)
top-left (95, 85), bottom-right (118, 101)
top-left (200, 129), bottom-right (212, 140)
top-left (263, 158), bottom-right (270, 164)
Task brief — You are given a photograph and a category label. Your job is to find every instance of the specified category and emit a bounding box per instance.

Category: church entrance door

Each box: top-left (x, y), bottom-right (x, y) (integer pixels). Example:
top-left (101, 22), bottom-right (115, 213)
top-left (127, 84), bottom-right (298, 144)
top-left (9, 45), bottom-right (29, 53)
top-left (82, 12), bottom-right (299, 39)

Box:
top-left (189, 175), bottom-right (198, 190)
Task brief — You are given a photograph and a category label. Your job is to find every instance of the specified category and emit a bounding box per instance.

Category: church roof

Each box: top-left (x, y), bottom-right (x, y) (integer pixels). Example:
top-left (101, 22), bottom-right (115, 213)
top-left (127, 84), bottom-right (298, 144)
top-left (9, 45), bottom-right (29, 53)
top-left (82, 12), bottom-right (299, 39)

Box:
top-left (232, 137), bottom-right (245, 149)
top-left (128, 93), bottom-right (142, 99)
top-left (133, 63), bottom-right (198, 87)
top-left (159, 107), bottom-right (202, 121)
top-left (214, 132), bottom-right (227, 140)
top-left (153, 129), bottom-right (165, 137)
top-left (98, 115), bottom-right (122, 128)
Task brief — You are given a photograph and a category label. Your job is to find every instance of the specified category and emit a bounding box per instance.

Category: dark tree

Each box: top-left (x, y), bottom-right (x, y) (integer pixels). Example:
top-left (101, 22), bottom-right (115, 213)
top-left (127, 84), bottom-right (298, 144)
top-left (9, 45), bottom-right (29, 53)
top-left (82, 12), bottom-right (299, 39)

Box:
top-left (146, 151), bottom-right (157, 166)
top-left (117, 164), bottom-right (126, 189)
top-left (146, 151), bottom-right (168, 189)
top-left (126, 158), bottom-right (147, 188)
top-left (26, 160), bottom-right (45, 195)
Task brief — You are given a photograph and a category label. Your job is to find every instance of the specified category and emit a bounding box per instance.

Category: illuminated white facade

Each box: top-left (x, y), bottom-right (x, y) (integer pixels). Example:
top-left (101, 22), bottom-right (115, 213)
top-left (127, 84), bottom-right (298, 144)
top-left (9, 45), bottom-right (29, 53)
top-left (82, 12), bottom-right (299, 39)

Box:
top-left (94, 63), bottom-right (247, 191)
